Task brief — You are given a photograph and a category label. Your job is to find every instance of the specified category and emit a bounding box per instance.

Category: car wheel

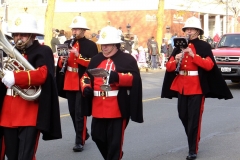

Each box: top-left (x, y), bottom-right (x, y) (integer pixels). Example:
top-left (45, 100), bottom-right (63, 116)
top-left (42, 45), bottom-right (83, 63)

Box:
top-left (231, 80), bottom-right (240, 83)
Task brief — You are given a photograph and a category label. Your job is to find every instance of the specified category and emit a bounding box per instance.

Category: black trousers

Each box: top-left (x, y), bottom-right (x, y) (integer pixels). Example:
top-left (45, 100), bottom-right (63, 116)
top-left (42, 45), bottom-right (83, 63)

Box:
top-left (66, 91), bottom-right (88, 145)
top-left (91, 118), bottom-right (129, 160)
top-left (0, 133), bottom-right (5, 160)
top-left (3, 126), bottom-right (39, 160)
top-left (177, 94), bottom-right (204, 154)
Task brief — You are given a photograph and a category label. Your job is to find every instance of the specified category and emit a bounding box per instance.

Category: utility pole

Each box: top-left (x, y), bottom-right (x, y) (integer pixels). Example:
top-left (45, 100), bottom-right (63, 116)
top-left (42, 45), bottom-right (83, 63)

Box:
top-left (156, 0), bottom-right (164, 46)
top-left (2, 3), bottom-right (8, 22)
top-left (226, 0), bottom-right (228, 33)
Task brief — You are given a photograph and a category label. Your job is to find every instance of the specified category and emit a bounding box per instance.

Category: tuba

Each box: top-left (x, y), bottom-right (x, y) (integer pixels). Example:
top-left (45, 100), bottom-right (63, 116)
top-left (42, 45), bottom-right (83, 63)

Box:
top-left (0, 25), bottom-right (41, 101)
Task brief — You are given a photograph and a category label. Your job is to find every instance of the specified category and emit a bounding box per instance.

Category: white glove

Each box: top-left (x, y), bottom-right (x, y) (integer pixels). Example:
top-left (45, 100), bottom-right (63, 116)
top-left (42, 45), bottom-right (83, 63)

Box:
top-left (2, 70), bottom-right (15, 88)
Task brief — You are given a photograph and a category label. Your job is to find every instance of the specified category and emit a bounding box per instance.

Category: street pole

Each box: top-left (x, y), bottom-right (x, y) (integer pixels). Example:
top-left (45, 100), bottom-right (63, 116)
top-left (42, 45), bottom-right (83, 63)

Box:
top-left (226, 0), bottom-right (228, 33)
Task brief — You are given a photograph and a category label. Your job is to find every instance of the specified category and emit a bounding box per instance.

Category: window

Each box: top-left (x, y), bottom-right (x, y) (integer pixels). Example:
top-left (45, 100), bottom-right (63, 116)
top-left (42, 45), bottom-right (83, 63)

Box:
top-left (76, 0), bottom-right (132, 1)
top-left (42, 0), bottom-right (47, 3)
top-left (1, 0), bottom-right (6, 5)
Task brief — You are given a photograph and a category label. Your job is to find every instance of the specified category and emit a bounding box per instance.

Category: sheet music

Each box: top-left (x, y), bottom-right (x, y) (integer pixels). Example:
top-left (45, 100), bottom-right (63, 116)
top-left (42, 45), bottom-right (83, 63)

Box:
top-left (88, 68), bottom-right (109, 77)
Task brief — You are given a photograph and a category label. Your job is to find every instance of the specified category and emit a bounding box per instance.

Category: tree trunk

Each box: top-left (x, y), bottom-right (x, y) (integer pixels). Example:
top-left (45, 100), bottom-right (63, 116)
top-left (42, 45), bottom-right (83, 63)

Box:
top-left (156, 0), bottom-right (164, 47)
top-left (44, 0), bottom-right (56, 47)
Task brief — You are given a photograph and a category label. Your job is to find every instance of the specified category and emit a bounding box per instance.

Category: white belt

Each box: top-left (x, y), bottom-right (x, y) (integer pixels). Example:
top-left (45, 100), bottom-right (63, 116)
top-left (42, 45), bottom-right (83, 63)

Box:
top-left (179, 70), bottom-right (198, 76)
top-left (94, 90), bottom-right (118, 97)
top-left (6, 89), bottom-right (36, 96)
top-left (67, 66), bottom-right (78, 73)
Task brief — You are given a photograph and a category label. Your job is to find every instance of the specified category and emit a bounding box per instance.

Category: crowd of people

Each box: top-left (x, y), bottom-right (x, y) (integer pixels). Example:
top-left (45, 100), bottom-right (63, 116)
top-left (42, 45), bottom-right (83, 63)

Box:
top-left (0, 10), bottom-right (233, 160)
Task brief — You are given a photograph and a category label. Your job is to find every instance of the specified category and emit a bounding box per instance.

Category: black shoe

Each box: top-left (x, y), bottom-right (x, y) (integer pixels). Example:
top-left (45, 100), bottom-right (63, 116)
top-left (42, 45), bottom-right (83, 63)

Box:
top-left (73, 144), bottom-right (83, 152)
top-left (86, 133), bottom-right (90, 141)
top-left (120, 151), bottom-right (124, 159)
top-left (186, 153), bottom-right (197, 160)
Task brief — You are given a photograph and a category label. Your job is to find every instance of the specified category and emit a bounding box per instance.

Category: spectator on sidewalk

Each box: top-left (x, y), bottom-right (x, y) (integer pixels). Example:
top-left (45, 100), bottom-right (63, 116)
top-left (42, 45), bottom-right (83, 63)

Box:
top-left (160, 40), bottom-right (168, 69)
top-left (91, 33), bottom-right (101, 53)
top-left (137, 46), bottom-right (148, 69)
top-left (148, 36), bottom-right (159, 70)
top-left (58, 29), bottom-right (67, 44)
top-left (51, 29), bottom-right (60, 53)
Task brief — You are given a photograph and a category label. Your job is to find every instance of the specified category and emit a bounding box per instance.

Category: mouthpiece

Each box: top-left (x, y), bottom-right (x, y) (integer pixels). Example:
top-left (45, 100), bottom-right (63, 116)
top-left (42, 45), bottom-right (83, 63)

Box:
top-left (17, 40), bottom-right (23, 45)
top-left (186, 35), bottom-right (190, 43)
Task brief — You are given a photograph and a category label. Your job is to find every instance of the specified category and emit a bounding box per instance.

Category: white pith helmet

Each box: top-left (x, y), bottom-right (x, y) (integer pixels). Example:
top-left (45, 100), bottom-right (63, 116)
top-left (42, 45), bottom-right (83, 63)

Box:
top-left (69, 16), bottom-right (90, 30)
top-left (96, 26), bottom-right (123, 44)
top-left (182, 16), bottom-right (204, 35)
top-left (1, 21), bottom-right (12, 38)
top-left (8, 13), bottom-right (44, 36)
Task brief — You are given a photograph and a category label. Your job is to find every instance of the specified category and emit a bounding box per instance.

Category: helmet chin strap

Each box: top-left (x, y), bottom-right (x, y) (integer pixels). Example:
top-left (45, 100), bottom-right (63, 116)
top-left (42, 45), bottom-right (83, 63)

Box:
top-left (189, 30), bottom-right (200, 40)
top-left (75, 29), bottom-right (84, 39)
top-left (15, 34), bottom-right (33, 50)
top-left (102, 44), bottom-right (116, 57)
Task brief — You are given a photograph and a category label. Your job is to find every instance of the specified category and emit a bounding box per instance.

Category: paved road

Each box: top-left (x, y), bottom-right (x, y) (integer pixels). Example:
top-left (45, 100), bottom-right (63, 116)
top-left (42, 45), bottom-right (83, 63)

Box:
top-left (35, 69), bottom-right (240, 160)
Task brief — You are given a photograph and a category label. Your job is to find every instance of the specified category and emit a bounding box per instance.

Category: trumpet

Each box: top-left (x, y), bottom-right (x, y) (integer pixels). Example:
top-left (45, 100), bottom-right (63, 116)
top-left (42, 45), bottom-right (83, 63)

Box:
top-left (100, 69), bottom-right (112, 91)
top-left (87, 62), bottom-right (113, 92)
top-left (175, 35), bottom-right (189, 73)
top-left (59, 34), bottom-right (76, 75)
top-left (100, 62), bottom-right (114, 91)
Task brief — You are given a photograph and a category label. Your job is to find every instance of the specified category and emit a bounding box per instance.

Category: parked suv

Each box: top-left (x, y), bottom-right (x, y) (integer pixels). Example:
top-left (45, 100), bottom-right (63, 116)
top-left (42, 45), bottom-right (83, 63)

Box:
top-left (36, 36), bottom-right (44, 45)
top-left (212, 33), bottom-right (240, 83)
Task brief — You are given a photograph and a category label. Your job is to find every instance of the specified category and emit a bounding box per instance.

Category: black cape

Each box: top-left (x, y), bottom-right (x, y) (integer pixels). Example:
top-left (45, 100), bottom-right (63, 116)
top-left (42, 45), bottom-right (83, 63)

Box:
top-left (83, 50), bottom-right (143, 123)
top-left (161, 38), bottom-right (233, 100)
top-left (56, 37), bottom-right (98, 98)
top-left (0, 41), bottom-right (62, 140)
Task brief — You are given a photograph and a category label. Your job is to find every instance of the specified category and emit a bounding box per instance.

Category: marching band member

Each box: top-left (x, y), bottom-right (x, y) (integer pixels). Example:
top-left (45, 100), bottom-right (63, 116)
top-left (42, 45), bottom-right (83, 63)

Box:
top-left (161, 16), bottom-right (233, 160)
top-left (80, 26), bottom-right (143, 160)
top-left (56, 15), bottom-right (98, 152)
top-left (0, 12), bottom-right (62, 160)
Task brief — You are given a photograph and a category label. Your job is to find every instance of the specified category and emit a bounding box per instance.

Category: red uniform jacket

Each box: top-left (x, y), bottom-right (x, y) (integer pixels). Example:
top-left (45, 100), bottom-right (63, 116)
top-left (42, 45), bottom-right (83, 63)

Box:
top-left (0, 54), bottom-right (47, 127)
top-left (166, 43), bottom-right (214, 95)
top-left (81, 59), bottom-right (133, 118)
top-left (58, 42), bottom-right (91, 90)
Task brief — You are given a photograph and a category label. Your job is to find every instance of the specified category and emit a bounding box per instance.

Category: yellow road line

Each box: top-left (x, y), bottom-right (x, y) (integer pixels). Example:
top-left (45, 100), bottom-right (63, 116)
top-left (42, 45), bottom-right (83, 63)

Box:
top-left (60, 96), bottom-right (161, 118)
top-left (60, 114), bottom-right (70, 118)
top-left (143, 97), bottom-right (161, 102)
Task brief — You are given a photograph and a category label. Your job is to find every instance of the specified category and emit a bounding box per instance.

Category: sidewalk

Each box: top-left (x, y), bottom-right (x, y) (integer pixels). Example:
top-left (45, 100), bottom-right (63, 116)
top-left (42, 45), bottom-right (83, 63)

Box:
top-left (140, 67), bottom-right (166, 72)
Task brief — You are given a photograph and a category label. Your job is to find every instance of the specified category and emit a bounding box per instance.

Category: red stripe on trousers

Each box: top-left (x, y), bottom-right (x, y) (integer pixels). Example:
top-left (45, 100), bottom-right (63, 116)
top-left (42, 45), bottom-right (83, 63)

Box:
top-left (32, 131), bottom-right (40, 160)
top-left (195, 96), bottom-right (205, 154)
top-left (82, 116), bottom-right (87, 145)
top-left (119, 119), bottom-right (127, 160)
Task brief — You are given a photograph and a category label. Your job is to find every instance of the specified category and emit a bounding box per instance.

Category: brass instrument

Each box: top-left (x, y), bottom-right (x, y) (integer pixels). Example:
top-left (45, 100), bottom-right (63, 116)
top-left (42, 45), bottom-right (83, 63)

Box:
top-left (88, 67), bottom-right (112, 92)
top-left (59, 34), bottom-right (76, 75)
top-left (0, 25), bottom-right (41, 101)
top-left (100, 69), bottom-right (112, 91)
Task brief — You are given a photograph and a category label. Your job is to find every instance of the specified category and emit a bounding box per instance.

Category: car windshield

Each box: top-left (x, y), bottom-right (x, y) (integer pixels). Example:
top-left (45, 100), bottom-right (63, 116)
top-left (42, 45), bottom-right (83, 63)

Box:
top-left (36, 36), bottom-right (44, 40)
top-left (217, 34), bottom-right (240, 48)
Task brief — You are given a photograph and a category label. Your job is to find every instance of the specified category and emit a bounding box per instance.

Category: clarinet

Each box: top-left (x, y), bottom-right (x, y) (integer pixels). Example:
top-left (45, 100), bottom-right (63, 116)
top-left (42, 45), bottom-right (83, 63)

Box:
top-left (175, 35), bottom-right (189, 73)
top-left (59, 34), bottom-right (76, 75)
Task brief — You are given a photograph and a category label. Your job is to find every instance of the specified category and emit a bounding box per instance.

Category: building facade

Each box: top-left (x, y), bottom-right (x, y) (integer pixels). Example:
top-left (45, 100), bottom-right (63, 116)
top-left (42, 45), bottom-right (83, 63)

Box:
top-left (0, 0), bottom-right (239, 48)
